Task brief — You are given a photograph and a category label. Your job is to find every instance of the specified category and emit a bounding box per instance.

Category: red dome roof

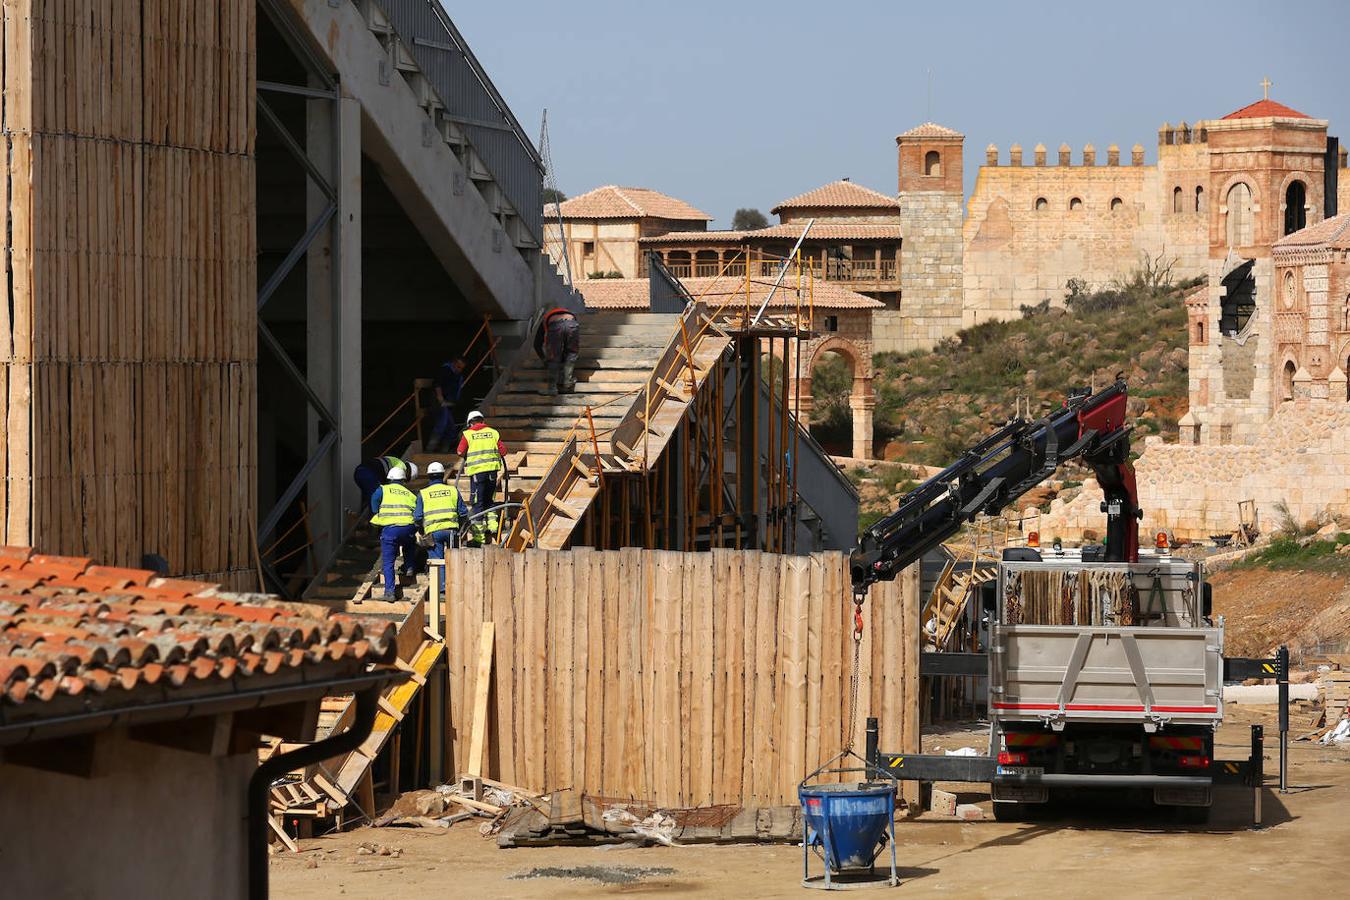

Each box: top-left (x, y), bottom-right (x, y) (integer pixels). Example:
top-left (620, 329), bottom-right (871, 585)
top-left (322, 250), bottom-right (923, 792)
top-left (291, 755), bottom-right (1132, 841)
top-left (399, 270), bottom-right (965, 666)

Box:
top-left (1221, 98), bottom-right (1310, 120)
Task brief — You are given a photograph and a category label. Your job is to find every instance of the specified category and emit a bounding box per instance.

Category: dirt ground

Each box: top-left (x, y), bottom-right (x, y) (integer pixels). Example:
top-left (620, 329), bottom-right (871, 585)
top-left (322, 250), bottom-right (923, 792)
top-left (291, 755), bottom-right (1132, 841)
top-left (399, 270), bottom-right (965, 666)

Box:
top-left (272, 705), bottom-right (1349, 898)
top-left (1209, 567), bottom-right (1350, 658)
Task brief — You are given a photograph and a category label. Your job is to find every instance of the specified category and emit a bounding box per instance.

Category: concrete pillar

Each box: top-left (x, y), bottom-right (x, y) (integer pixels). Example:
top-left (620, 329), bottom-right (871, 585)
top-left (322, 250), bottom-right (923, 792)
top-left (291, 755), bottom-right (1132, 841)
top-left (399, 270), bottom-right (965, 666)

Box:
top-left (851, 389), bottom-right (874, 460)
top-left (306, 95), bottom-right (362, 568)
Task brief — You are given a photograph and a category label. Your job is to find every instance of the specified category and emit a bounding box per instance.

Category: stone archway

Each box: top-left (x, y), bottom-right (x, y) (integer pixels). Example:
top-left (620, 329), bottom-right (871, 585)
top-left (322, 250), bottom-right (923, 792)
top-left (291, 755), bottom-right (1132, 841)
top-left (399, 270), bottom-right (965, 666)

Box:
top-left (802, 336), bottom-right (874, 459)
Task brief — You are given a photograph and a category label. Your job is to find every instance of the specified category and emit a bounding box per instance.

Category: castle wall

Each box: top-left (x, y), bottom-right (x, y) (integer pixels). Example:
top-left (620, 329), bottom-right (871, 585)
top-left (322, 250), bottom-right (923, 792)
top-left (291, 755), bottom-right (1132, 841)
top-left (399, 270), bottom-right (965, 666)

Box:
top-left (1039, 404), bottom-right (1350, 542)
top-left (961, 146), bottom-right (1208, 328)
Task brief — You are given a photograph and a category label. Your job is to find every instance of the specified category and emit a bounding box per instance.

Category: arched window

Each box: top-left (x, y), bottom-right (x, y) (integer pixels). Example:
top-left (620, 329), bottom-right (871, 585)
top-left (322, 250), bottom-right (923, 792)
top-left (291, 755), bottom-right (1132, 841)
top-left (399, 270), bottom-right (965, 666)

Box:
top-left (1285, 180), bottom-right (1307, 235)
top-left (1110, 197), bottom-right (1123, 211)
top-left (1034, 197), bottom-right (1047, 211)
top-left (1226, 182), bottom-right (1254, 247)
top-left (1283, 270), bottom-right (1297, 308)
top-left (1172, 186), bottom-right (1184, 213)
top-left (1069, 197), bottom-right (1083, 211)
top-left (924, 150), bottom-right (941, 177)
top-left (1282, 360), bottom-right (1297, 401)
top-left (1195, 186), bottom-right (1206, 212)
top-left (1195, 321), bottom-right (1204, 343)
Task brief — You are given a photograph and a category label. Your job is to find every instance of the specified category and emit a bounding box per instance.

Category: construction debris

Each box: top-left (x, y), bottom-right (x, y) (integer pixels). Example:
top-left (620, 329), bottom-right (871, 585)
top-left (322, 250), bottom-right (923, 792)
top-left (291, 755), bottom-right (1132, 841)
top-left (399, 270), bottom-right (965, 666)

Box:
top-left (496, 790), bottom-right (801, 848)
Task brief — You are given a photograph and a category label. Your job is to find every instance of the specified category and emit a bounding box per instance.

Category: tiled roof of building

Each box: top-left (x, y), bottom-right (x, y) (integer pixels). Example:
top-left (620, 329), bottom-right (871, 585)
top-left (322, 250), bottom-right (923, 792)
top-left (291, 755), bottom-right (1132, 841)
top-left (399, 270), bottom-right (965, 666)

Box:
top-left (577, 276), bottom-right (883, 311)
top-left (549, 186), bottom-right (712, 221)
top-left (0, 546), bottom-right (397, 718)
top-left (639, 223), bottom-right (903, 245)
top-left (1221, 98), bottom-right (1310, 120)
top-left (896, 121), bottom-right (964, 139)
top-left (1274, 213), bottom-right (1350, 251)
top-left (771, 180), bottom-right (899, 215)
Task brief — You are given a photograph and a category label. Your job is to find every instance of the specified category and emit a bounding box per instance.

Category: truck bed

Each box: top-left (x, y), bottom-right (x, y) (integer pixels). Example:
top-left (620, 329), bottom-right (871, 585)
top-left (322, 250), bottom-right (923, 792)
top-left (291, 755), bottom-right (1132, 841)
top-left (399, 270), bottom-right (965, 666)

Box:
top-left (990, 624), bottom-right (1224, 727)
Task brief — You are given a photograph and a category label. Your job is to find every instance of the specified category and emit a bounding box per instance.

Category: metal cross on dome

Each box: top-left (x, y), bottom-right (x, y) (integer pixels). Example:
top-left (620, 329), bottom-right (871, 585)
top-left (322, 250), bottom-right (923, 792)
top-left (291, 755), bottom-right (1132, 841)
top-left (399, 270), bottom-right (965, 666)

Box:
top-left (1261, 76), bottom-right (1272, 100)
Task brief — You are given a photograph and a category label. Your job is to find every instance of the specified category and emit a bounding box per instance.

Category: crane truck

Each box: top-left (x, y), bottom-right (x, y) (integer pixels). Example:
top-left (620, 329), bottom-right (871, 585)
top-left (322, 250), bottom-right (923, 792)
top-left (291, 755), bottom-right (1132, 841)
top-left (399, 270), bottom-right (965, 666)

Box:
top-left (850, 379), bottom-right (1286, 824)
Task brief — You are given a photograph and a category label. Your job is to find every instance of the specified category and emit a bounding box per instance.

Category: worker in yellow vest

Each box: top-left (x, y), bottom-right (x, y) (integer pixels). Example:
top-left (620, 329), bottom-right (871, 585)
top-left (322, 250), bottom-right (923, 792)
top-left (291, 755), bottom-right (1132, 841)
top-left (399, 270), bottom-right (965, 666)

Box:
top-left (457, 410), bottom-right (506, 543)
top-left (415, 461), bottom-right (467, 592)
top-left (369, 467), bottom-right (418, 600)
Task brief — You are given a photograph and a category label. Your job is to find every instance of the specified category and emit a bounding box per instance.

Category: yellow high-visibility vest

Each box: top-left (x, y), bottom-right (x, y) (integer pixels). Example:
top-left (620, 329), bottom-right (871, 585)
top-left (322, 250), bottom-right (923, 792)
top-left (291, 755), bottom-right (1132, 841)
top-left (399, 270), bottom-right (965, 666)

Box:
top-left (463, 426), bottom-right (503, 475)
top-left (370, 483), bottom-right (416, 526)
top-left (419, 483), bottom-right (461, 532)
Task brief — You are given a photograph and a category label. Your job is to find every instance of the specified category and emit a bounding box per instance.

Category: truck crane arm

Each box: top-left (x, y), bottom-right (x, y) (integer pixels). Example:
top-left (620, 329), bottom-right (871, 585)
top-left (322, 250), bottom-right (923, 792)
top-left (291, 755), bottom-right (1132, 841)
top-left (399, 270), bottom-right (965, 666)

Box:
top-left (849, 378), bottom-right (1139, 592)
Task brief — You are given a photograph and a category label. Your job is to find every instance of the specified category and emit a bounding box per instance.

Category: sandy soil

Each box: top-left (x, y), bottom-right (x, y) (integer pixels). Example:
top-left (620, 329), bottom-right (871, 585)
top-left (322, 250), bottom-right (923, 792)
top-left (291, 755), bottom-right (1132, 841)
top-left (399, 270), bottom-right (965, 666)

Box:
top-left (1209, 568), bottom-right (1350, 658)
top-left (272, 706), bottom-right (1349, 899)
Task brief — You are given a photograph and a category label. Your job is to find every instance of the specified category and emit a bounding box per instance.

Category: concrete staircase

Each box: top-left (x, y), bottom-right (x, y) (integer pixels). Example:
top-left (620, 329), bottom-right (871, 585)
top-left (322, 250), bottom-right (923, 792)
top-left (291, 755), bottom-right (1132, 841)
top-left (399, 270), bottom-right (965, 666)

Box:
top-left (486, 312), bottom-right (680, 507)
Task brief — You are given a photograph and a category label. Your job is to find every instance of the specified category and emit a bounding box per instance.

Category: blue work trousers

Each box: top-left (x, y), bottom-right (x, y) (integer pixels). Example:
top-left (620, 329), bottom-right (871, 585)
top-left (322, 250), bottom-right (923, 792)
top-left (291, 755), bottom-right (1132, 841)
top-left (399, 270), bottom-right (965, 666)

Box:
top-left (379, 524), bottom-right (418, 596)
top-left (426, 528), bottom-right (459, 592)
top-left (430, 406), bottom-right (461, 450)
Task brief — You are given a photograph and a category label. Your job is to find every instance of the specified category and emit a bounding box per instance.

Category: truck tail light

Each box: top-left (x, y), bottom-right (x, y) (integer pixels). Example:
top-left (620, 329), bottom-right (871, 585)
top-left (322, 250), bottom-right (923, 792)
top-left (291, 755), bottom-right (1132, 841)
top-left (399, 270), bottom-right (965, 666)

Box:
top-left (997, 751), bottom-right (1028, 765)
top-left (1178, 754), bottom-right (1210, 769)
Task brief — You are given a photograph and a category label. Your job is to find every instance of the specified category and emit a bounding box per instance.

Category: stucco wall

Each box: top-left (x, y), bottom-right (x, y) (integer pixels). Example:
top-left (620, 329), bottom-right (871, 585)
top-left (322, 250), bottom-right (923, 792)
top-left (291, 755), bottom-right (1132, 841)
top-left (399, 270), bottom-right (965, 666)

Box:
top-left (0, 728), bottom-right (254, 898)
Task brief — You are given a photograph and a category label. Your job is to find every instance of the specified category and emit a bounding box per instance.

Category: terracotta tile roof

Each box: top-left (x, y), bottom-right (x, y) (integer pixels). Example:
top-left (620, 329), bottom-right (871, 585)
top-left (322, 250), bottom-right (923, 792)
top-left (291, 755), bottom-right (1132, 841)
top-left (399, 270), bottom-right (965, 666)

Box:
top-left (771, 180), bottom-right (899, 215)
top-left (896, 121), bottom-right (964, 139)
top-left (639, 223), bottom-right (903, 245)
top-left (549, 186), bottom-right (711, 221)
top-left (0, 546), bottom-right (397, 719)
top-left (577, 276), bottom-right (883, 311)
top-left (1221, 98), bottom-right (1310, 120)
top-left (1274, 213), bottom-right (1350, 251)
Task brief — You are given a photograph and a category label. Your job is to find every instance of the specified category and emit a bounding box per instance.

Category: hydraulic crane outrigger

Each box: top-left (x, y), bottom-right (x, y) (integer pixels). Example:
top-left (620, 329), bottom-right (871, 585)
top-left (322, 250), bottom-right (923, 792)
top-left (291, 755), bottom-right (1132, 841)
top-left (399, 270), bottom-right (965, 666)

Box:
top-left (842, 378), bottom-right (1287, 827)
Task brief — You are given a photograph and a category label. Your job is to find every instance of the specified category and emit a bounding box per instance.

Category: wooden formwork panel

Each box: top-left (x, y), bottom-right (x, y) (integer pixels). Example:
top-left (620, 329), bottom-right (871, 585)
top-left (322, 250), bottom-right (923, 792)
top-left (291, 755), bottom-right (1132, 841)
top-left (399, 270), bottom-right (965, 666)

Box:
top-left (1, 2), bottom-right (256, 585)
top-left (442, 547), bottom-right (920, 810)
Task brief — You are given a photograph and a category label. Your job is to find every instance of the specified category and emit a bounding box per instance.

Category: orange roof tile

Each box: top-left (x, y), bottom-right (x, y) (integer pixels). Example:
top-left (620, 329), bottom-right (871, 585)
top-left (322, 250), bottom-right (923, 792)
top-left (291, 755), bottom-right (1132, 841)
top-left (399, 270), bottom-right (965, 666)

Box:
top-left (577, 276), bottom-right (883, 311)
top-left (1274, 213), bottom-right (1350, 251)
top-left (640, 223), bottom-right (903, 245)
top-left (896, 121), bottom-right (964, 139)
top-left (1221, 98), bottom-right (1310, 120)
top-left (771, 180), bottom-right (899, 215)
top-left (0, 546), bottom-right (397, 718)
top-left (549, 186), bottom-right (711, 221)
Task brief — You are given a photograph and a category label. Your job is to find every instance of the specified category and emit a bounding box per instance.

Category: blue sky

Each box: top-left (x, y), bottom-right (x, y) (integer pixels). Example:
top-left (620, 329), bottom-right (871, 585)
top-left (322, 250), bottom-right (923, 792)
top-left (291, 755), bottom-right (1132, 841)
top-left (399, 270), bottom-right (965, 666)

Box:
top-left (449, 0), bottom-right (1349, 227)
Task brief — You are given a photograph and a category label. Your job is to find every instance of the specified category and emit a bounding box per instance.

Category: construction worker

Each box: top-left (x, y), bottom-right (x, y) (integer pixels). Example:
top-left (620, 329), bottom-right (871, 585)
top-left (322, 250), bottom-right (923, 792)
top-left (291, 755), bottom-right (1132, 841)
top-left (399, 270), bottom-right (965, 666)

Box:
top-left (426, 356), bottom-right (467, 452)
top-left (415, 461), bottom-right (467, 592)
top-left (352, 455), bottom-right (418, 514)
top-left (369, 467), bottom-right (418, 600)
top-left (457, 410), bottom-right (506, 543)
top-left (534, 307), bottom-right (581, 395)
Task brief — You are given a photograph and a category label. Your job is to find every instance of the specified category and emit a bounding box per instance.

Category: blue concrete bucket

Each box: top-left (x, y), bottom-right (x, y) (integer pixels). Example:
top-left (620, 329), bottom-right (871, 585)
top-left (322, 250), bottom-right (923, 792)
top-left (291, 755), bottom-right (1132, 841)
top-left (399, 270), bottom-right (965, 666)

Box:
top-left (800, 782), bottom-right (895, 873)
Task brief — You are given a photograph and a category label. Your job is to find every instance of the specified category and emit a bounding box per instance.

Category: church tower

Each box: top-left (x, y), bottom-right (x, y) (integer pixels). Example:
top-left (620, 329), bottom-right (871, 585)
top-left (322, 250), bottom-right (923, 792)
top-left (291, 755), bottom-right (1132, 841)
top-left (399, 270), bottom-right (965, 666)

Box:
top-left (895, 123), bottom-right (965, 351)
top-left (1183, 92), bottom-right (1331, 445)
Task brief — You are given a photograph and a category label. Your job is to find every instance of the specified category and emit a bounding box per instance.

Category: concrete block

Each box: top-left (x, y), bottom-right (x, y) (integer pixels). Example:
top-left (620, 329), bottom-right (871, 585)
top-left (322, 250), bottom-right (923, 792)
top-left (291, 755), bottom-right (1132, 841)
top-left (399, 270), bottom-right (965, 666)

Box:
top-left (955, 803), bottom-right (984, 821)
top-left (930, 789), bottom-right (958, 817)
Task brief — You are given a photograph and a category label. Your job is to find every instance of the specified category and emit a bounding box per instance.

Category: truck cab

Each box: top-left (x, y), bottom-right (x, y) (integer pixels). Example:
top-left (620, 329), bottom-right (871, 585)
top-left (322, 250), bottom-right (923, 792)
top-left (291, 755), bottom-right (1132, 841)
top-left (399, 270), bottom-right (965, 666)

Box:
top-left (986, 545), bottom-right (1221, 821)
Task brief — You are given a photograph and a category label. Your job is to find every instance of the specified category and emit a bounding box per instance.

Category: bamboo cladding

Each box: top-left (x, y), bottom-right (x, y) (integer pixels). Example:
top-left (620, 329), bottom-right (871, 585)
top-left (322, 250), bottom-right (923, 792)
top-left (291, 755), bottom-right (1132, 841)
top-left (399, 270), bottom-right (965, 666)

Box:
top-left (443, 548), bottom-right (921, 810)
top-left (1, 2), bottom-right (257, 585)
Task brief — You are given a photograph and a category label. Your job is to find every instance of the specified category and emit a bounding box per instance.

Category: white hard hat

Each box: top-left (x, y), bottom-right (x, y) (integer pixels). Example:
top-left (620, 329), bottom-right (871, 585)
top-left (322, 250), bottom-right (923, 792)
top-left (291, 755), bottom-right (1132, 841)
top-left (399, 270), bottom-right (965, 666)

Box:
top-left (387, 467), bottom-right (407, 481)
top-left (427, 461), bottom-right (446, 475)
top-left (467, 410), bottom-right (484, 422)
top-left (408, 463), bottom-right (420, 479)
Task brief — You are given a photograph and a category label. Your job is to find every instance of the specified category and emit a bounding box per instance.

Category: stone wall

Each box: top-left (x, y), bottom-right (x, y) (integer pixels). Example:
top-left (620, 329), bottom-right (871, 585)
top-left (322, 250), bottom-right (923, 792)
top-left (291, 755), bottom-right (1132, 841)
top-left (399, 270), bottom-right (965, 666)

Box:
top-left (1039, 402), bottom-right (1350, 542)
top-left (893, 192), bottom-right (963, 352)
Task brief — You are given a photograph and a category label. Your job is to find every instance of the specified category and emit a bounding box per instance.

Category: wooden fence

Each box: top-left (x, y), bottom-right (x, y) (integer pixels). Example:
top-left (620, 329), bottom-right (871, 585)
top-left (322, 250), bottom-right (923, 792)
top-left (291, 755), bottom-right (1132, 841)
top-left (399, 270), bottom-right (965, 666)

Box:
top-left (442, 547), bottom-right (919, 810)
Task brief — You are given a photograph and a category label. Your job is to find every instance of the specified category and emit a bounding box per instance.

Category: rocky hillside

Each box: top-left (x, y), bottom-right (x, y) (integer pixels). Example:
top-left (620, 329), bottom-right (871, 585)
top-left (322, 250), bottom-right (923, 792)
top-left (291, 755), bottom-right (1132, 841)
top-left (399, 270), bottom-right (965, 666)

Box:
top-left (833, 268), bottom-right (1201, 529)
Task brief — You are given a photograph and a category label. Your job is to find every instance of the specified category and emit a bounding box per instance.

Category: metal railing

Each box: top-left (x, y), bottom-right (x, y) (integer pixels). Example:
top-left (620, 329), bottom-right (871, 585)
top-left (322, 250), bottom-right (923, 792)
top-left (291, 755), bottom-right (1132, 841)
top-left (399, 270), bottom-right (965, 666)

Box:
top-left (371, 0), bottom-right (544, 242)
